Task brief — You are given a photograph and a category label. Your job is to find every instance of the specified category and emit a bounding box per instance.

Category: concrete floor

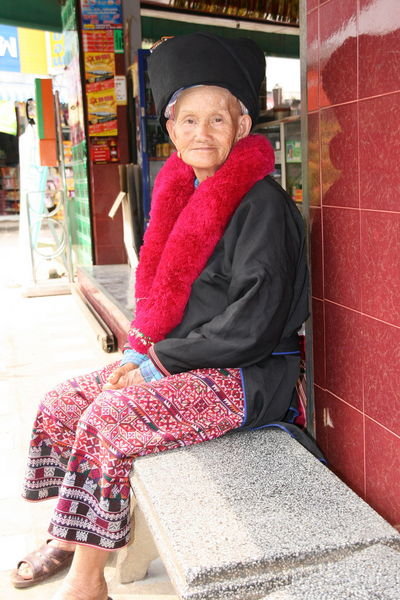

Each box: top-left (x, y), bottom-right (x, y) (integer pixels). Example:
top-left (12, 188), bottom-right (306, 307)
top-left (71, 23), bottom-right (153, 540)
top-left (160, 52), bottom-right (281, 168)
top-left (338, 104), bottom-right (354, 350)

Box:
top-left (0, 218), bottom-right (177, 599)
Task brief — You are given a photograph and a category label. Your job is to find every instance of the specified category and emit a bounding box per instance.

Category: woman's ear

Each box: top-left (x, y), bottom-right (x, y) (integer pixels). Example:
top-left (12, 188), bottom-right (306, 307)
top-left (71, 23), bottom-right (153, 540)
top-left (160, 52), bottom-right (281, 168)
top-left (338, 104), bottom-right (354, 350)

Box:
top-left (166, 119), bottom-right (177, 145)
top-left (236, 114), bottom-right (252, 141)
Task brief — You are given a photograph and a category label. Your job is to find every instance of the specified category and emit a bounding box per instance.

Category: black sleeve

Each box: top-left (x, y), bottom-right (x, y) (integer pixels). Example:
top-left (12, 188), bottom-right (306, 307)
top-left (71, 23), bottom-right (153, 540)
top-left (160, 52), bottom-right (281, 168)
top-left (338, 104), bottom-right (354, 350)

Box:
top-left (150, 191), bottom-right (299, 374)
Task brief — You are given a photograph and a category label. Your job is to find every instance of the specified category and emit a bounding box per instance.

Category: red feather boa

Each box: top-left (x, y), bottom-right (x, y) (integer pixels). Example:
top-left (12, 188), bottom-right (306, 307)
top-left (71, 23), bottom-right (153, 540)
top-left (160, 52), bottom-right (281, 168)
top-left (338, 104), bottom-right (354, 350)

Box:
top-left (128, 134), bottom-right (275, 353)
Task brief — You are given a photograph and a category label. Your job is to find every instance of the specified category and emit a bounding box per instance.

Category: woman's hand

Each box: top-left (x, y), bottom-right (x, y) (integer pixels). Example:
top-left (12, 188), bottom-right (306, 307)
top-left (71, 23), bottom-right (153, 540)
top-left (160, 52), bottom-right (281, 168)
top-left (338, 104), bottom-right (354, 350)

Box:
top-left (103, 362), bottom-right (144, 390)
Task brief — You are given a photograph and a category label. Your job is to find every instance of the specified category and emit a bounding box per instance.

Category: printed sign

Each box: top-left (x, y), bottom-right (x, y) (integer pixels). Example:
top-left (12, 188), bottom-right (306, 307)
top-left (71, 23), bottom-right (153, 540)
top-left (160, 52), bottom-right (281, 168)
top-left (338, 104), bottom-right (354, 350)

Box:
top-left (82, 30), bottom-right (114, 52)
top-left (47, 32), bottom-right (65, 73)
top-left (115, 75), bottom-right (127, 105)
top-left (90, 136), bottom-right (119, 163)
top-left (286, 140), bottom-right (301, 163)
top-left (81, 0), bottom-right (123, 29)
top-left (84, 52), bottom-right (115, 92)
top-left (0, 25), bottom-right (20, 72)
top-left (0, 100), bottom-right (18, 135)
top-left (113, 29), bottom-right (124, 53)
top-left (87, 87), bottom-right (117, 136)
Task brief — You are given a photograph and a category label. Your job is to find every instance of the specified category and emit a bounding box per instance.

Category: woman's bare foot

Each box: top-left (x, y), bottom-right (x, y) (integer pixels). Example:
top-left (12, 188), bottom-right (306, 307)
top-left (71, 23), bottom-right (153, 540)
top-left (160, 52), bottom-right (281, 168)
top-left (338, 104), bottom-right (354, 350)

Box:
top-left (17, 539), bottom-right (75, 581)
top-left (50, 576), bottom-right (108, 600)
top-left (50, 544), bottom-right (110, 600)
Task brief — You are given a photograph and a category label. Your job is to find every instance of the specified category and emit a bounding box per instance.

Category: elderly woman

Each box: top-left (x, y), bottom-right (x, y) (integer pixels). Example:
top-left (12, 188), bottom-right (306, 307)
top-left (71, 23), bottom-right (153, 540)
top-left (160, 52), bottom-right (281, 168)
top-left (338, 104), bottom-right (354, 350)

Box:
top-left (12, 33), bottom-right (309, 599)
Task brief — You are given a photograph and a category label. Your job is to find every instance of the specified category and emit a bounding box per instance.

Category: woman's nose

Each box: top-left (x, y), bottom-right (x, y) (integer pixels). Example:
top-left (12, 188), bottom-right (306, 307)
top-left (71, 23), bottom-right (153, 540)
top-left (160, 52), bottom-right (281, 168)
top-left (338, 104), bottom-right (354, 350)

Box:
top-left (194, 120), bottom-right (211, 138)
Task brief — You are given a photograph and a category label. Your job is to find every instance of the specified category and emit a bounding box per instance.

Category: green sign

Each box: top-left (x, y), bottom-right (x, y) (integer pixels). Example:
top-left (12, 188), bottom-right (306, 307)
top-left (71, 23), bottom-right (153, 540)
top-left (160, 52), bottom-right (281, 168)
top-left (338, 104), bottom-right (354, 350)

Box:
top-left (114, 29), bottom-right (124, 54)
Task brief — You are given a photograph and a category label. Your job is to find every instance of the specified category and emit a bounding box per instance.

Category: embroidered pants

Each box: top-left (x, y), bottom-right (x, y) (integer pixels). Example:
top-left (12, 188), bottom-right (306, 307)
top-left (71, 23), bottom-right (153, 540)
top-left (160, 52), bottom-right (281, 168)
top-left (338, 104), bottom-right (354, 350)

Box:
top-left (23, 361), bottom-right (244, 550)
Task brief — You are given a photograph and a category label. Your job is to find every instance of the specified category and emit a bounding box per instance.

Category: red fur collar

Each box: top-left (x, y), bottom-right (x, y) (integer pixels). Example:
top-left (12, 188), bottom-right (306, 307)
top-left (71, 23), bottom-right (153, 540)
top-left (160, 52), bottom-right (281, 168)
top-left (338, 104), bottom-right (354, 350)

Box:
top-left (128, 134), bottom-right (275, 353)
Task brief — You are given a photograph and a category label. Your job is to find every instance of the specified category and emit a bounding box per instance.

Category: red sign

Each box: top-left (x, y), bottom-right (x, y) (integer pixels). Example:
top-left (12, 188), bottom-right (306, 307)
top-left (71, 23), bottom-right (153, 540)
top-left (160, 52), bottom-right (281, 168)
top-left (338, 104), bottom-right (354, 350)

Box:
top-left (90, 137), bottom-right (119, 163)
top-left (82, 30), bottom-right (114, 52)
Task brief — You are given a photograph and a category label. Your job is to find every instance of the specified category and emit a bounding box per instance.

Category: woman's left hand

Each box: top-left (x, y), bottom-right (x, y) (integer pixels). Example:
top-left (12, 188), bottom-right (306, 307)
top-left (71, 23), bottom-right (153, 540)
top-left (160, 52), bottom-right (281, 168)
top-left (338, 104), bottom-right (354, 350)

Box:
top-left (103, 368), bottom-right (145, 390)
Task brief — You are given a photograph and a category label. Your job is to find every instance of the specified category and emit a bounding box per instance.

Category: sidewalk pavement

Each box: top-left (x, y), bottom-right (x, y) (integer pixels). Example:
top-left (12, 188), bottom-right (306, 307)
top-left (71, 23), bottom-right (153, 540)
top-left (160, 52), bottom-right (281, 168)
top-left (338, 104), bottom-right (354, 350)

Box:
top-left (0, 219), bottom-right (177, 599)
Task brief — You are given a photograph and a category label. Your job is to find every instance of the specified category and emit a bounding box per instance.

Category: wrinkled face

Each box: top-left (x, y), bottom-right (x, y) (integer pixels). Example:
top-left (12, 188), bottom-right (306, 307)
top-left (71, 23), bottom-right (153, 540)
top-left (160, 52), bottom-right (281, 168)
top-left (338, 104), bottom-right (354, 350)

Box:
top-left (166, 86), bottom-right (252, 182)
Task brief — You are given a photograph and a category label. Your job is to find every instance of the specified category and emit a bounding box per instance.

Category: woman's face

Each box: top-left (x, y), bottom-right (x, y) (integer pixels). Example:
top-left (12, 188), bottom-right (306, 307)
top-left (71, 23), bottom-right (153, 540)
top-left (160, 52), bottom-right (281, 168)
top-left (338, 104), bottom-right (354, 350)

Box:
top-left (166, 86), bottom-right (252, 182)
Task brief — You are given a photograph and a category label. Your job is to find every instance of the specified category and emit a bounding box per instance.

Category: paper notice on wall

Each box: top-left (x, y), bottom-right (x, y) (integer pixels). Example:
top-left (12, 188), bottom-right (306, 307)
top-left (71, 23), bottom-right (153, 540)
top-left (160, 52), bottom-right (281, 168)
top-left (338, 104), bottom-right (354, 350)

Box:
top-left (87, 87), bottom-right (118, 136)
top-left (81, 0), bottom-right (122, 29)
top-left (115, 75), bottom-right (127, 105)
top-left (84, 52), bottom-right (115, 92)
top-left (82, 30), bottom-right (114, 52)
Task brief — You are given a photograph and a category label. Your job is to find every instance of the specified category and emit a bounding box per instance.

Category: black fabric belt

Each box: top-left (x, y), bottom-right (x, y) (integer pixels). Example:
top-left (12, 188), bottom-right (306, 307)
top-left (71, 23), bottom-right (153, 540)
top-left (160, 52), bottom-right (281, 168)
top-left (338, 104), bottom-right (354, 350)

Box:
top-left (271, 334), bottom-right (300, 356)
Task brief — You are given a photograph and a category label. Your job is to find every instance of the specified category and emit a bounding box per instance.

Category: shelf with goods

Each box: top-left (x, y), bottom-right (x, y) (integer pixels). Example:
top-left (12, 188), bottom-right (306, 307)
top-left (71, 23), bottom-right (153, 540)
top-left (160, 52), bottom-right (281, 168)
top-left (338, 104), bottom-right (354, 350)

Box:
top-left (140, 4), bottom-right (299, 59)
top-left (133, 49), bottom-right (174, 227)
top-left (253, 115), bottom-right (302, 206)
top-left (0, 166), bottom-right (20, 215)
top-left (141, 1), bottom-right (300, 32)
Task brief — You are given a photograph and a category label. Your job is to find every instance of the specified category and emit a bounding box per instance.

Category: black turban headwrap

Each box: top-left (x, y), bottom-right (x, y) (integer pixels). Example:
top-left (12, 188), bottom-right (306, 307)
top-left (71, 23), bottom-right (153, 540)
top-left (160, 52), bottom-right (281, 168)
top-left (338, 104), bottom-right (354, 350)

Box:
top-left (147, 32), bottom-right (265, 132)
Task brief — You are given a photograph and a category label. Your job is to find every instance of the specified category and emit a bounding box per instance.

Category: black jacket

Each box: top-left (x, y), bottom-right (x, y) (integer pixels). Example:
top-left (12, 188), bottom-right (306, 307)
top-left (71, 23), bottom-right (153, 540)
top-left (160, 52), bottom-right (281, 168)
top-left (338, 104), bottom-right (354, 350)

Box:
top-left (150, 176), bottom-right (309, 428)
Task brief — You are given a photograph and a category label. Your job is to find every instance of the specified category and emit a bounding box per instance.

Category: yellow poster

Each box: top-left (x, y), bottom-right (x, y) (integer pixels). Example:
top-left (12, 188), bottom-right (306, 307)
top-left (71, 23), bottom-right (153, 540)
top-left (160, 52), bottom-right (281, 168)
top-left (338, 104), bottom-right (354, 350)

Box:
top-left (18, 28), bottom-right (47, 74)
top-left (84, 52), bottom-right (115, 92)
top-left (87, 87), bottom-right (117, 136)
top-left (47, 32), bottom-right (65, 74)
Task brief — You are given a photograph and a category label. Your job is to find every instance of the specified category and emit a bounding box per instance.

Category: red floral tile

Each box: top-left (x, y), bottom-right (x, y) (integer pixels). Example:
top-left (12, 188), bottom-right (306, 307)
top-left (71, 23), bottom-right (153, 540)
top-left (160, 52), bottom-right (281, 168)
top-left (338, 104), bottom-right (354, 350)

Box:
top-left (361, 211), bottom-right (400, 326)
top-left (307, 10), bottom-right (319, 111)
top-left (323, 207), bottom-right (361, 310)
top-left (310, 206), bottom-right (324, 299)
top-left (308, 111), bottom-right (321, 207)
top-left (320, 103), bottom-right (359, 208)
top-left (359, 94), bottom-right (400, 212)
top-left (359, 0), bottom-right (400, 98)
top-left (325, 302), bottom-right (363, 409)
top-left (319, 0), bottom-right (357, 106)
top-left (312, 298), bottom-right (325, 387)
top-left (362, 316), bottom-right (400, 437)
top-left (316, 389), bottom-right (365, 498)
top-left (365, 418), bottom-right (400, 528)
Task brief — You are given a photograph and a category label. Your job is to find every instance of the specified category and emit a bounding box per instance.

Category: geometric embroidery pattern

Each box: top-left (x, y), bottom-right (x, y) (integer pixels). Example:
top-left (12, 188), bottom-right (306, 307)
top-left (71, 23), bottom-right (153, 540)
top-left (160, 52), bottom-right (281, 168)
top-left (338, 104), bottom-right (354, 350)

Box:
top-left (23, 361), bottom-right (244, 549)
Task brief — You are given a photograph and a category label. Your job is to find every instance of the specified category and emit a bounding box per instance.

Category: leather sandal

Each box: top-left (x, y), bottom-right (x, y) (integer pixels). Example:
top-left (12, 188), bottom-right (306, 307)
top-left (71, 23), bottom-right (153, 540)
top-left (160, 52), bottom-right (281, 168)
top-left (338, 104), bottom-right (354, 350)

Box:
top-left (11, 540), bottom-right (74, 588)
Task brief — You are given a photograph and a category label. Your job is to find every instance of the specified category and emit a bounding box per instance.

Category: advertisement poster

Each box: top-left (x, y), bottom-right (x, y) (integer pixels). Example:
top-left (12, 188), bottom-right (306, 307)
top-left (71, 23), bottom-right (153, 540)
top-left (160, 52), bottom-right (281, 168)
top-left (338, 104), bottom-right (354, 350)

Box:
top-left (81, 0), bottom-right (123, 29)
top-left (87, 87), bottom-right (117, 136)
top-left (82, 30), bottom-right (114, 52)
top-left (47, 32), bottom-right (65, 74)
top-left (90, 136), bottom-right (119, 163)
top-left (286, 140), bottom-right (301, 163)
top-left (66, 54), bottom-right (86, 145)
top-left (84, 51), bottom-right (115, 91)
top-left (114, 75), bottom-right (127, 105)
top-left (0, 24), bottom-right (20, 72)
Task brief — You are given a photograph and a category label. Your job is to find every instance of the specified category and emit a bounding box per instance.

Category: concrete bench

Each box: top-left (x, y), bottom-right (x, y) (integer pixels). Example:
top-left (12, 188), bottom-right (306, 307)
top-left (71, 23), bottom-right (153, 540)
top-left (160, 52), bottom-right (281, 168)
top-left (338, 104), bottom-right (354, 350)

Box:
top-left (116, 428), bottom-right (400, 599)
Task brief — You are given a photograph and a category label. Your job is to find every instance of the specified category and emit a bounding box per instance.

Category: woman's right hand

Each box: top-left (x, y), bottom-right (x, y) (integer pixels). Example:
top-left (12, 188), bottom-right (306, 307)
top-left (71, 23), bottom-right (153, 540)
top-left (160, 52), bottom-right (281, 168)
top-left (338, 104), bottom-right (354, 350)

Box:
top-left (103, 362), bottom-right (138, 390)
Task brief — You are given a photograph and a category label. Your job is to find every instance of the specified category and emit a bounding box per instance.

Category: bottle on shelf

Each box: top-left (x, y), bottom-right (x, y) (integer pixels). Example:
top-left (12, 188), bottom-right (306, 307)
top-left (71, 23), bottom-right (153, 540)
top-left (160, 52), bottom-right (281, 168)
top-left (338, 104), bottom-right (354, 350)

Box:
top-left (169, 0), bottom-right (299, 23)
top-left (155, 127), bottom-right (165, 159)
top-left (145, 87), bottom-right (156, 116)
top-left (272, 83), bottom-right (283, 108)
top-left (109, 139), bottom-right (119, 162)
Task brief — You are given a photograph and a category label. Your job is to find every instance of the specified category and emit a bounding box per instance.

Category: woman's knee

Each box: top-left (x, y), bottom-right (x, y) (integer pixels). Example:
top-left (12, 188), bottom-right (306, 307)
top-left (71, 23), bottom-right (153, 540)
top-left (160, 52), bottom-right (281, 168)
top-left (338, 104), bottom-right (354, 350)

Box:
top-left (80, 388), bottom-right (126, 429)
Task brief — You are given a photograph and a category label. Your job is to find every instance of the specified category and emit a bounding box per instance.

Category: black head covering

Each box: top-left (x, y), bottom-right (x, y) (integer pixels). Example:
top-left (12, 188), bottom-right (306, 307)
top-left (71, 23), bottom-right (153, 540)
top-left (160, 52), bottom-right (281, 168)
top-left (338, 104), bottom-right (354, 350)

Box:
top-left (147, 32), bottom-right (265, 132)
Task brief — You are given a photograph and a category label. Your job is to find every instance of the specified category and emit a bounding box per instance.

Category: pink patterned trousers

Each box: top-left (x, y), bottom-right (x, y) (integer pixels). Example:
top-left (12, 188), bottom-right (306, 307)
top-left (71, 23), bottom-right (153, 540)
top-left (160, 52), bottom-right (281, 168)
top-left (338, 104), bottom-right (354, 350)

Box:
top-left (23, 361), bottom-right (244, 550)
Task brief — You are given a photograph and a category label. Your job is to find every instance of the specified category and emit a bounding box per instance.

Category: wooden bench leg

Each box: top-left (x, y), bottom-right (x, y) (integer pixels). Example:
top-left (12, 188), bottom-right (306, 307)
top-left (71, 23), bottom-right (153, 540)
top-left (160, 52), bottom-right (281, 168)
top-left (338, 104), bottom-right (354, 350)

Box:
top-left (116, 496), bottom-right (159, 583)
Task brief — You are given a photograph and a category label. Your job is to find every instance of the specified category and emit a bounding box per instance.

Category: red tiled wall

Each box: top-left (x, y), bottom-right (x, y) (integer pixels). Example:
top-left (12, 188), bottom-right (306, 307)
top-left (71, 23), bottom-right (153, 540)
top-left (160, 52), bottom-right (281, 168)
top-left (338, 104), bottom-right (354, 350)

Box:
top-left (307, 0), bottom-right (400, 529)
